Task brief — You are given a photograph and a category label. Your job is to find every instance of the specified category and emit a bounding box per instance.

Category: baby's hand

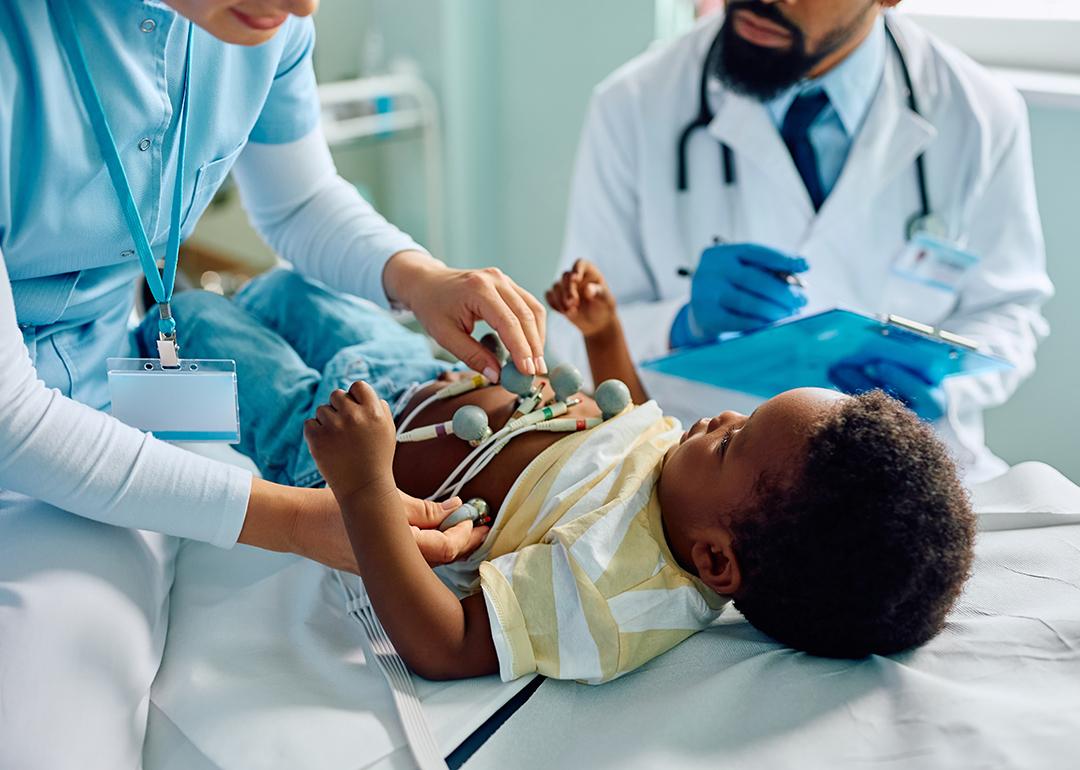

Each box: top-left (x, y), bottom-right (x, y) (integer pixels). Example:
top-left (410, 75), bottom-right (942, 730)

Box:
top-left (304, 381), bottom-right (397, 502)
top-left (546, 259), bottom-right (617, 340)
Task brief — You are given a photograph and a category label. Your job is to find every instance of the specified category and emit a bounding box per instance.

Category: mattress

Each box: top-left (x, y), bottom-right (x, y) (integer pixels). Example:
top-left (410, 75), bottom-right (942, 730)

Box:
top-left (144, 462), bottom-right (1080, 770)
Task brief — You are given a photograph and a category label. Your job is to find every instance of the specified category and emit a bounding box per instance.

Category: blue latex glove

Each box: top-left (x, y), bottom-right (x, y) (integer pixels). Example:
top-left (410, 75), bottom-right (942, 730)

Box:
top-left (829, 359), bottom-right (948, 422)
top-left (671, 243), bottom-right (808, 347)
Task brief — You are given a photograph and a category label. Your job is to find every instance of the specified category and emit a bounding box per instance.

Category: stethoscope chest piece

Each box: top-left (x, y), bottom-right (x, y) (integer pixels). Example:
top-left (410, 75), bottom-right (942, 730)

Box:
top-left (907, 213), bottom-right (948, 242)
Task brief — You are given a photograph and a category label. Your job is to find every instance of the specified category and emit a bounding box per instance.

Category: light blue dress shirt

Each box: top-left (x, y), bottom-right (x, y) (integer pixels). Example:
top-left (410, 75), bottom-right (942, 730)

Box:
top-left (0, 1), bottom-right (320, 410)
top-left (764, 18), bottom-right (886, 199)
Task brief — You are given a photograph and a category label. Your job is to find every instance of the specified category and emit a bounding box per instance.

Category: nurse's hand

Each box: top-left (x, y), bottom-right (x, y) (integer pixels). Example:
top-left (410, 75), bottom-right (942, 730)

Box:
top-left (383, 251), bottom-right (547, 382)
top-left (399, 492), bottom-right (490, 566)
top-left (264, 486), bottom-right (485, 572)
top-left (672, 243), bottom-right (808, 346)
top-left (829, 360), bottom-right (948, 422)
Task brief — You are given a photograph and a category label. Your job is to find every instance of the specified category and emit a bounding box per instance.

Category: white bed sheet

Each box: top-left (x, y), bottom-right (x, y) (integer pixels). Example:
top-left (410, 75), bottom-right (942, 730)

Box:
top-left (143, 541), bottom-right (534, 770)
top-left (145, 460), bottom-right (1080, 770)
top-left (463, 472), bottom-right (1080, 770)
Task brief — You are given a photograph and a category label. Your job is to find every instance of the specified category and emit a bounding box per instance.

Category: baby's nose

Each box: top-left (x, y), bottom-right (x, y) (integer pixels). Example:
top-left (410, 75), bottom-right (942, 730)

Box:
top-left (708, 410), bottom-right (744, 431)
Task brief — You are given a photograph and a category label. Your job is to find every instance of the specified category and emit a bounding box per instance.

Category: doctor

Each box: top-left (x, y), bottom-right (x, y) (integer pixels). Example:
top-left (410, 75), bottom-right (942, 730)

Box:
top-left (0, 0), bottom-right (546, 766)
top-left (552, 0), bottom-right (1052, 481)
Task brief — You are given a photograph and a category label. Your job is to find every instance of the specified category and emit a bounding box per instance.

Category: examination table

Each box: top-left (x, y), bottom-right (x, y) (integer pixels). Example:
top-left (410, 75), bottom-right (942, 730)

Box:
top-left (143, 458), bottom-right (1080, 770)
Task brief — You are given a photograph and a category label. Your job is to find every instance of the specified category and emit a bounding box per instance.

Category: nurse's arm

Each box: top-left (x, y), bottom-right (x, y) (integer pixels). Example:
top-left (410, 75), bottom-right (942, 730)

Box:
top-left (231, 130), bottom-right (545, 382)
top-left (0, 245), bottom-right (251, 546)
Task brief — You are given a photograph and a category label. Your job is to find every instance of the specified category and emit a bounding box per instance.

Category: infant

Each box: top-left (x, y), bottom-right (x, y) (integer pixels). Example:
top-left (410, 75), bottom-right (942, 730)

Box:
top-left (144, 264), bottom-right (975, 682)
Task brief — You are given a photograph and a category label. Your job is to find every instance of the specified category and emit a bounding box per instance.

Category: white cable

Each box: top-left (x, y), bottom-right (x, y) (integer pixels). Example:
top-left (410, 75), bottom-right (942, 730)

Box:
top-left (445, 426), bottom-right (536, 500)
top-left (426, 401), bottom-right (575, 500)
top-left (335, 572), bottom-right (447, 770)
top-left (396, 389), bottom-right (441, 435)
top-left (426, 425), bottom-right (510, 501)
top-left (391, 380), bottom-right (428, 419)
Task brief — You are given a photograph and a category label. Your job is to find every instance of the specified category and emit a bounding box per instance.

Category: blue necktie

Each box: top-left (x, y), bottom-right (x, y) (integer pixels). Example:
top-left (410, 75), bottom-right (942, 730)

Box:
top-left (781, 90), bottom-right (831, 211)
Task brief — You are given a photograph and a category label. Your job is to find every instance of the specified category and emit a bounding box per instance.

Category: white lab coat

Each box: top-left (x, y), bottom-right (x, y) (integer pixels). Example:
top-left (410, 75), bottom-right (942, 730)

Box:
top-left (551, 12), bottom-right (1053, 483)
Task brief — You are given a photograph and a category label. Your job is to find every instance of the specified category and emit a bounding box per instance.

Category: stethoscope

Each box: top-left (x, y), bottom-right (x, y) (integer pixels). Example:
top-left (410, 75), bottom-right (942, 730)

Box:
top-left (676, 17), bottom-right (945, 240)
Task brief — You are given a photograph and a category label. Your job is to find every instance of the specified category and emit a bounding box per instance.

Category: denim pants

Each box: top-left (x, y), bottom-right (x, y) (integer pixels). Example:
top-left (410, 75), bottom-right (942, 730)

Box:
top-left (137, 269), bottom-right (454, 487)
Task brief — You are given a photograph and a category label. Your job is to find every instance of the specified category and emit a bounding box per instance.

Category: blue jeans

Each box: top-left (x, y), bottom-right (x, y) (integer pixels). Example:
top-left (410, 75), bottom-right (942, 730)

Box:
top-left (136, 270), bottom-right (454, 487)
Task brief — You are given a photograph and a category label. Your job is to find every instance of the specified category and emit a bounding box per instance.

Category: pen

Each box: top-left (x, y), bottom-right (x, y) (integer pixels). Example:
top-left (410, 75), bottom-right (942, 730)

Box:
top-left (676, 236), bottom-right (807, 289)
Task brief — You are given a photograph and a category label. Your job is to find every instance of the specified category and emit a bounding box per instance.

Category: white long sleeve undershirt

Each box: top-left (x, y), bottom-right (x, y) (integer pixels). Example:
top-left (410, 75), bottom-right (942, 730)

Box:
top-left (0, 126), bottom-right (422, 545)
top-left (0, 245), bottom-right (251, 546)
top-left (231, 126), bottom-right (427, 306)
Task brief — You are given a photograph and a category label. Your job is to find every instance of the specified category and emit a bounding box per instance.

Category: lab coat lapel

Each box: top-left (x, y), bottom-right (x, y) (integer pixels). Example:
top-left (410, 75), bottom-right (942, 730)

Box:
top-left (812, 53), bottom-right (937, 238)
top-left (707, 91), bottom-right (816, 218)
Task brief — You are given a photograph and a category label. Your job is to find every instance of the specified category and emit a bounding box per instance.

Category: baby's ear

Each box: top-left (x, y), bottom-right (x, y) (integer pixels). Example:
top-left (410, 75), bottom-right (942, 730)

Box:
top-left (689, 531), bottom-right (741, 596)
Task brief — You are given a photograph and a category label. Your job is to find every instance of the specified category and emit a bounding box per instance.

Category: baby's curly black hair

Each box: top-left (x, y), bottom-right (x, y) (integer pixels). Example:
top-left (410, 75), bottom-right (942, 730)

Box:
top-left (730, 390), bottom-right (976, 658)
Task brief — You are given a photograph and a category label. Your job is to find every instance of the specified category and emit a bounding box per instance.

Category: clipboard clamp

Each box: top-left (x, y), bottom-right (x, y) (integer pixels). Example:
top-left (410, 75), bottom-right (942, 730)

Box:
top-left (882, 314), bottom-right (979, 353)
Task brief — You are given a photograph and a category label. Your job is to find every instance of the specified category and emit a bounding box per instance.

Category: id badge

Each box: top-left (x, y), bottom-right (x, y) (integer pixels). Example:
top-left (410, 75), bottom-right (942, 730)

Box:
top-left (891, 232), bottom-right (979, 293)
top-left (107, 358), bottom-right (240, 443)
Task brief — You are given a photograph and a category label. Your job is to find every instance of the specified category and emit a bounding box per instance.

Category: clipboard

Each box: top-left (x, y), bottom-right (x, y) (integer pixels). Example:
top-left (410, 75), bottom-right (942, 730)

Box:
top-left (641, 308), bottom-right (1012, 399)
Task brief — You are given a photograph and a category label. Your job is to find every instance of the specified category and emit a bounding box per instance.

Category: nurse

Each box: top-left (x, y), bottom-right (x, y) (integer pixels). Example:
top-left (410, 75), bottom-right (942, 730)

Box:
top-left (0, 1), bottom-right (545, 765)
top-left (551, 0), bottom-right (1053, 481)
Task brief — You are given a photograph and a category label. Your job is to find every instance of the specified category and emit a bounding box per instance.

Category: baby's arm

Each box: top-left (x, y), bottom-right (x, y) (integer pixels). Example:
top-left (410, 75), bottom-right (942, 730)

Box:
top-left (546, 260), bottom-right (648, 403)
top-left (304, 383), bottom-right (499, 680)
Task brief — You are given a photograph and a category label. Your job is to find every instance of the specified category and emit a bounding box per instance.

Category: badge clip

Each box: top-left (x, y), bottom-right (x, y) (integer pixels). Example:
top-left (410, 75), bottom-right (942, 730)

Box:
top-left (156, 337), bottom-right (180, 369)
top-left (156, 302), bottom-right (181, 368)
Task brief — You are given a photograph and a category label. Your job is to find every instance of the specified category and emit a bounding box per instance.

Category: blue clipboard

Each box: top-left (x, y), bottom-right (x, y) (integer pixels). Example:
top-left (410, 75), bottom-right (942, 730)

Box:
top-left (641, 308), bottom-right (1012, 399)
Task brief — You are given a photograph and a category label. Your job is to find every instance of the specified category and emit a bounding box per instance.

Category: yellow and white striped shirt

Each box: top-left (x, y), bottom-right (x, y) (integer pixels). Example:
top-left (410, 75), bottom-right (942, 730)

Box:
top-left (474, 402), bottom-right (730, 684)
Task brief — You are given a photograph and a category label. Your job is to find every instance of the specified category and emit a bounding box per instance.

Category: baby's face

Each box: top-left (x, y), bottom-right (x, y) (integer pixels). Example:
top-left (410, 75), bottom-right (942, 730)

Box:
top-left (660, 388), bottom-right (848, 527)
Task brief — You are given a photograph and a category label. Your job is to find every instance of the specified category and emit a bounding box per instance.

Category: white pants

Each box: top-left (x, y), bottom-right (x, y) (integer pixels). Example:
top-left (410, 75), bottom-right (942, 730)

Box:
top-left (0, 490), bottom-right (177, 770)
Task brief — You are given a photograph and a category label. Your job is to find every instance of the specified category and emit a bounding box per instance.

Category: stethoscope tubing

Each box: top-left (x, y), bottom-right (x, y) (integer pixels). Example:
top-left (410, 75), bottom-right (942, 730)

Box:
top-left (676, 16), bottom-right (933, 234)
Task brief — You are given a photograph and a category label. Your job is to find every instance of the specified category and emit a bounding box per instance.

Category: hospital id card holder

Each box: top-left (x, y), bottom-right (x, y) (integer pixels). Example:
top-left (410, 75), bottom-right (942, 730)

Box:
top-left (107, 358), bottom-right (241, 443)
top-left (891, 232), bottom-right (979, 293)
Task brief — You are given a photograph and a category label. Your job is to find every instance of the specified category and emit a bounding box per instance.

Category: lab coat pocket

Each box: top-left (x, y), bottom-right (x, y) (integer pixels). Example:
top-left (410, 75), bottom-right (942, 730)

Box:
top-left (880, 235), bottom-right (977, 326)
top-left (880, 273), bottom-right (959, 326)
top-left (181, 142), bottom-right (246, 233)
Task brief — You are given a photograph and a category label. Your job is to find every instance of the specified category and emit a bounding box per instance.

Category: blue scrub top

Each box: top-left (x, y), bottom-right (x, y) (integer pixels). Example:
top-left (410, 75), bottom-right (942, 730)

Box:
top-left (0, 1), bottom-right (320, 409)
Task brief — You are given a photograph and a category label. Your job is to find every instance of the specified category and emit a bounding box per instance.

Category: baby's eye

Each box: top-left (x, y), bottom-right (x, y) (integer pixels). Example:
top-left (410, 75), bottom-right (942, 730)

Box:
top-left (717, 427), bottom-right (736, 457)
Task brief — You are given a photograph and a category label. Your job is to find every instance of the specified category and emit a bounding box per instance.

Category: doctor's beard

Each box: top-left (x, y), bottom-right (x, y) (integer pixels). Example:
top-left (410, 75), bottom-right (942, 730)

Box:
top-left (715, 0), bottom-right (860, 101)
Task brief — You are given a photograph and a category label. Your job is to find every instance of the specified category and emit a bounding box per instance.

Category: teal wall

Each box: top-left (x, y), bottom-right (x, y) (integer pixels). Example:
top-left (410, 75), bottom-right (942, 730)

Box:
top-left (193, 2), bottom-right (1077, 480)
top-left (984, 106), bottom-right (1080, 482)
top-left (370, 0), bottom-right (656, 294)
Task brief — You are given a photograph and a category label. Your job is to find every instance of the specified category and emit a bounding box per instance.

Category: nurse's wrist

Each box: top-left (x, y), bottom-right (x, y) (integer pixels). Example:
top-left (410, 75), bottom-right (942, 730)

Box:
top-left (382, 249), bottom-right (447, 309)
top-left (237, 478), bottom-right (299, 554)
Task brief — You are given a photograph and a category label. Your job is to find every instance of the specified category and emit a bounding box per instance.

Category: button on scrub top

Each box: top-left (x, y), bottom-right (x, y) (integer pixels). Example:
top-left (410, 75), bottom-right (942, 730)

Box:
top-left (0, 1), bottom-right (321, 409)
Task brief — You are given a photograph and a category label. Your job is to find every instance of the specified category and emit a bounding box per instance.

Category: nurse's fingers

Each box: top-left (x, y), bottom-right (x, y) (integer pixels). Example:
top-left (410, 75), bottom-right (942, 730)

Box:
top-left (497, 281), bottom-right (546, 369)
top-left (516, 282), bottom-right (548, 350)
top-left (473, 287), bottom-right (541, 376)
top-left (401, 491), bottom-right (462, 528)
top-left (412, 521), bottom-right (489, 565)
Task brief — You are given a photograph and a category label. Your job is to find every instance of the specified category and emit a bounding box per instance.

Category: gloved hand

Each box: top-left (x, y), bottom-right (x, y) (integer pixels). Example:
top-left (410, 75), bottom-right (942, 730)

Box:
top-left (670, 243), bottom-right (808, 347)
top-left (829, 359), bottom-right (948, 422)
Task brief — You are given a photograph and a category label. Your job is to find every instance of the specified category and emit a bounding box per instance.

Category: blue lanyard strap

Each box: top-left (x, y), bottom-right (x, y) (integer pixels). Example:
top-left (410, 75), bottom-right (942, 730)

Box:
top-left (48, 0), bottom-right (192, 341)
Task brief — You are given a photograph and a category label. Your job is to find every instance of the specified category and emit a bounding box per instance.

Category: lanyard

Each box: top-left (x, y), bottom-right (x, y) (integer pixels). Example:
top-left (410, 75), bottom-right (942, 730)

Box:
top-left (48, 0), bottom-right (193, 354)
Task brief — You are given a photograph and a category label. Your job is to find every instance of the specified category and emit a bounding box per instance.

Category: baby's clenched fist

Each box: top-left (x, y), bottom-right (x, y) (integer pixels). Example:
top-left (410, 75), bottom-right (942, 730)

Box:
top-left (304, 380), bottom-right (397, 501)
